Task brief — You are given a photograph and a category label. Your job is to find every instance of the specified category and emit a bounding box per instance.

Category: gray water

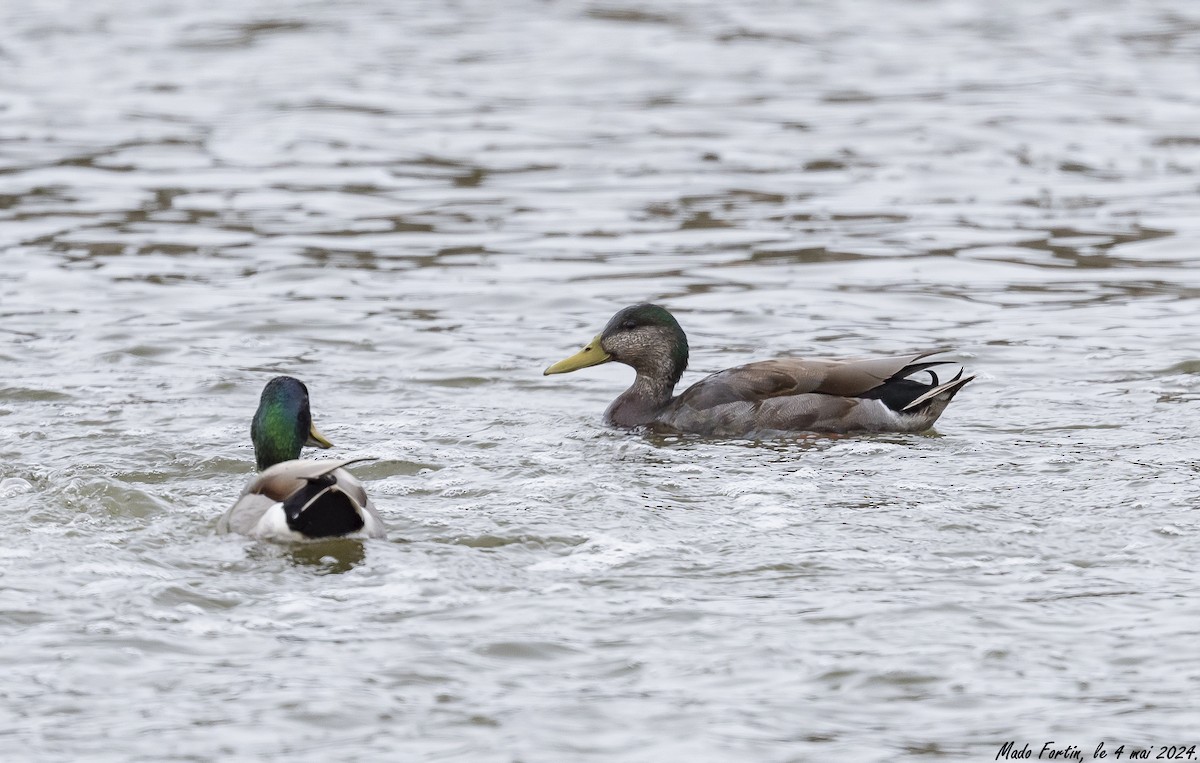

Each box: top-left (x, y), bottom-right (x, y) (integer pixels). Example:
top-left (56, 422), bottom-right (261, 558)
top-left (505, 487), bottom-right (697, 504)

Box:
top-left (2, 0), bottom-right (1198, 760)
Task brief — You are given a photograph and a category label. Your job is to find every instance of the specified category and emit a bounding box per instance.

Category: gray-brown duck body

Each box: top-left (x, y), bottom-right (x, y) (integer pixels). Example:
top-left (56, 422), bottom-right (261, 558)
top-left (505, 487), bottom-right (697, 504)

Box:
top-left (544, 304), bottom-right (973, 437)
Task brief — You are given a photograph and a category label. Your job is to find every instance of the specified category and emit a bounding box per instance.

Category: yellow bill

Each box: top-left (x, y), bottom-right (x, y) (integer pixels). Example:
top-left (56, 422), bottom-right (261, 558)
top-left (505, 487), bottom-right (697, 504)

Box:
top-left (544, 334), bottom-right (612, 375)
top-left (306, 423), bottom-right (334, 449)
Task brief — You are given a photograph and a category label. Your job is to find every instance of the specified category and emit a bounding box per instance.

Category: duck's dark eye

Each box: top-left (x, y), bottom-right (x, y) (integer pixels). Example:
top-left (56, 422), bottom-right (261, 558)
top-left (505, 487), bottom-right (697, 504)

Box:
top-left (621, 319), bottom-right (637, 330)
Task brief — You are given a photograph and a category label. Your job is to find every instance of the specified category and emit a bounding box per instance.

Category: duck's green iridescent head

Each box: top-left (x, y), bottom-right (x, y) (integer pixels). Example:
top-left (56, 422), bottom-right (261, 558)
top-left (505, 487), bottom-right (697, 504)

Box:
top-left (544, 303), bottom-right (689, 386)
top-left (250, 376), bottom-right (333, 471)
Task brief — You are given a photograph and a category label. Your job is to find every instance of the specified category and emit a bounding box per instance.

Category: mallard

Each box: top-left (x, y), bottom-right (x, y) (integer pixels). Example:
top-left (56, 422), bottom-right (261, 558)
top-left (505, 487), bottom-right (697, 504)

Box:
top-left (543, 303), bottom-right (973, 436)
top-left (217, 376), bottom-right (386, 542)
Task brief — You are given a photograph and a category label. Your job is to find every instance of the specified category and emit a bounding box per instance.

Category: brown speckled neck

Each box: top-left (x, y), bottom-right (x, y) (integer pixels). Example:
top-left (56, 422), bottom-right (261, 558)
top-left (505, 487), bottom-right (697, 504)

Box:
top-left (604, 373), bottom-right (676, 428)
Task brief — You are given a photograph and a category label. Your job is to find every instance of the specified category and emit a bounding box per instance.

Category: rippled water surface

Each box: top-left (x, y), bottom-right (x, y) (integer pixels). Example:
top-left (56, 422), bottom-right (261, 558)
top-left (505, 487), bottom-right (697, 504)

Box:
top-left (2, 0), bottom-right (1199, 760)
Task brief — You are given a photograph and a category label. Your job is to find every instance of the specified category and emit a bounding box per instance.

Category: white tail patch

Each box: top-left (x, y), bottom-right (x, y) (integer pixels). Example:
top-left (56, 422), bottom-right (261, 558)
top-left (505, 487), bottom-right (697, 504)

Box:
top-left (902, 373), bottom-right (975, 411)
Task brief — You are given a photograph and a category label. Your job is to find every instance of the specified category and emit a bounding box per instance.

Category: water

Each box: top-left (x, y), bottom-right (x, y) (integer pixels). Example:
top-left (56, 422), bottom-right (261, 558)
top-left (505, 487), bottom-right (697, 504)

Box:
top-left (2, 0), bottom-right (1198, 760)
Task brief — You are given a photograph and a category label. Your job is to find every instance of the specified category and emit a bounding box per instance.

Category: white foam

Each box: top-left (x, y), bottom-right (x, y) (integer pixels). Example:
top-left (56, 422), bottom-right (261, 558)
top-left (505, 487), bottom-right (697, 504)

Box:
top-left (528, 535), bottom-right (660, 574)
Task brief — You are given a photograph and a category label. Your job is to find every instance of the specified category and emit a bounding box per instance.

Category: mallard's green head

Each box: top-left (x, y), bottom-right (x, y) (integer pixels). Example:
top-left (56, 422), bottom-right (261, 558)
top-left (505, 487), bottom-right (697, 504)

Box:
top-left (544, 303), bottom-right (689, 386)
top-left (250, 376), bottom-right (333, 471)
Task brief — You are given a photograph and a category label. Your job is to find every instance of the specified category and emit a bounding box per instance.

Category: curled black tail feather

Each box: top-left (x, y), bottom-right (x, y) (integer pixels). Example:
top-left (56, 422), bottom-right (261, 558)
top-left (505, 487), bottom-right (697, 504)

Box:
top-left (860, 363), bottom-right (969, 413)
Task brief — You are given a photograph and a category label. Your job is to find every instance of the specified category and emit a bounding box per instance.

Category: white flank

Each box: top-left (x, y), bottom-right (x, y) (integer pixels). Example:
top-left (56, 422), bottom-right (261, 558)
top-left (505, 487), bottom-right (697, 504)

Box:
top-left (250, 503), bottom-right (310, 543)
top-left (358, 509), bottom-right (387, 539)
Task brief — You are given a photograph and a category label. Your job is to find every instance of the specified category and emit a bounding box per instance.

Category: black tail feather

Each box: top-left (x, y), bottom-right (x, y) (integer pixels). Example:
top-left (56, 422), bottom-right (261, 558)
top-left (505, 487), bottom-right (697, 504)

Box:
top-left (861, 378), bottom-right (938, 411)
top-left (282, 475), bottom-right (366, 538)
top-left (860, 362), bottom-right (968, 413)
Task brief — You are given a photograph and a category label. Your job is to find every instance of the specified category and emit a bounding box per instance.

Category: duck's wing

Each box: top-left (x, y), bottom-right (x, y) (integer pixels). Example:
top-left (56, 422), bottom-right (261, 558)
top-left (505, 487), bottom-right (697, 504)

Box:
top-left (249, 458), bottom-right (375, 500)
top-left (675, 352), bottom-right (942, 408)
top-left (662, 352), bottom-right (972, 435)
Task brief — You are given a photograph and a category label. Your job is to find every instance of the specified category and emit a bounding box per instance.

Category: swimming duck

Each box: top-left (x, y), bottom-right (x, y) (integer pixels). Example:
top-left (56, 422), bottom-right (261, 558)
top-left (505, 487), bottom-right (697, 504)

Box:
top-left (217, 376), bottom-right (386, 542)
top-left (544, 303), bottom-right (973, 436)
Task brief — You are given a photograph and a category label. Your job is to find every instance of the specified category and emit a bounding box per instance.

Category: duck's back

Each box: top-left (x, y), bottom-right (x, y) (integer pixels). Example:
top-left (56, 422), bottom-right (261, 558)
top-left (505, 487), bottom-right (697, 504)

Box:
top-left (654, 353), bottom-right (970, 436)
top-left (218, 459), bottom-right (381, 539)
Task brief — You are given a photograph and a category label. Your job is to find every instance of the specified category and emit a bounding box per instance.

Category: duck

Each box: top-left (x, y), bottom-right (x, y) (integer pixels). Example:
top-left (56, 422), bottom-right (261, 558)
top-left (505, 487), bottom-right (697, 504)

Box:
top-left (217, 376), bottom-right (386, 542)
top-left (543, 303), bottom-right (973, 437)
